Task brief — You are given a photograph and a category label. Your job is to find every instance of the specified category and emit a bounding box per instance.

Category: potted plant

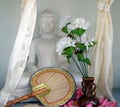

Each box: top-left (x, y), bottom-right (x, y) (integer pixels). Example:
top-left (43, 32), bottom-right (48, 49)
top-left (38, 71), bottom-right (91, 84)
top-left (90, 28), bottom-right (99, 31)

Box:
top-left (56, 16), bottom-right (99, 106)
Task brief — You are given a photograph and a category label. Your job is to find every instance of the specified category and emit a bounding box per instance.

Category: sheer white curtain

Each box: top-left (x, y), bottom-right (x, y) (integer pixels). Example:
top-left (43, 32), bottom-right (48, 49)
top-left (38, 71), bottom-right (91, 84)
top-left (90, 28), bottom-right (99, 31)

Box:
top-left (91, 0), bottom-right (114, 100)
top-left (0, 0), bottom-right (36, 106)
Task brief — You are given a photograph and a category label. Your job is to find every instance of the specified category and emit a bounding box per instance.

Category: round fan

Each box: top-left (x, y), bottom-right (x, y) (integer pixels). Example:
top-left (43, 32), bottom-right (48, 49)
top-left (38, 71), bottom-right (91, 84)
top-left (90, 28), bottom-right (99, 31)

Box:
top-left (30, 67), bottom-right (75, 107)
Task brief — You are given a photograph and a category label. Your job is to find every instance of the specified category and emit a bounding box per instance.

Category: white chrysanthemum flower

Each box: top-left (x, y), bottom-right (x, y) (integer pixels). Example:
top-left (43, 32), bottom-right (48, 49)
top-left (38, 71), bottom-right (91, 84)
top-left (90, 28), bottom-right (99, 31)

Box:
top-left (75, 33), bottom-right (87, 42)
top-left (68, 18), bottom-right (90, 30)
top-left (81, 33), bottom-right (87, 42)
top-left (82, 34), bottom-right (94, 50)
top-left (56, 36), bottom-right (76, 55)
top-left (75, 33), bottom-right (94, 50)
top-left (59, 16), bottom-right (74, 29)
top-left (67, 24), bottom-right (76, 33)
top-left (84, 43), bottom-right (90, 50)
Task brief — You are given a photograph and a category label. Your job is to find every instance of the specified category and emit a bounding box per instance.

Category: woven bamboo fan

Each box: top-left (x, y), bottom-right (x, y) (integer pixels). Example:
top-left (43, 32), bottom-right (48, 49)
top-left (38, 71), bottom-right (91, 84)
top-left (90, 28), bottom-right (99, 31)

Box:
top-left (31, 67), bottom-right (75, 107)
top-left (5, 67), bottom-right (75, 107)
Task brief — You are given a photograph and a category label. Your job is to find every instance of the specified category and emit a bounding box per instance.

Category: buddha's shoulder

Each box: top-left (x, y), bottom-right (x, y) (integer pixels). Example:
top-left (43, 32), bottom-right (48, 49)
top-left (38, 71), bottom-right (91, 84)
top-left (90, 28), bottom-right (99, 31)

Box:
top-left (32, 37), bottom-right (41, 43)
top-left (30, 37), bottom-right (40, 47)
top-left (32, 35), bottom-right (62, 44)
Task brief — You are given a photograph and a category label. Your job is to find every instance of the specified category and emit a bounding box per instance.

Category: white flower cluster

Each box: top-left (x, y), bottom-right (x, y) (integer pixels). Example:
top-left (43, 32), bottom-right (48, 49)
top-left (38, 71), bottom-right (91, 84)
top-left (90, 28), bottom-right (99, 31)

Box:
top-left (56, 16), bottom-right (96, 77)
top-left (67, 18), bottom-right (90, 32)
top-left (56, 34), bottom-right (95, 55)
top-left (56, 36), bottom-right (76, 55)
top-left (59, 16), bottom-right (90, 33)
top-left (59, 16), bottom-right (74, 29)
top-left (76, 33), bottom-right (94, 50)
top-left (83, 35), bottom-right (94, 50)
top-left (56, 16), bottom-right (94, 55)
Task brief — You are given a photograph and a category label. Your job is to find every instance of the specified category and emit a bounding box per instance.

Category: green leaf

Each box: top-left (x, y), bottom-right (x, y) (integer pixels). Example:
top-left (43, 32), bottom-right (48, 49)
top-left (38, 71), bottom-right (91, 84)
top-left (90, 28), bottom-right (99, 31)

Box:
top-left (92, 41), bottom-right (97, 45)
top-left (76, 53), bottom-right (91, 65)
top-left (61, 23), bottom-right (71, 34)
top-left (62, 26), bottom-right (68, 33)
top-left (66, 55), bottom-right (71, 63)
top-left (84, 58), bottom-right (91, 65)
top-left (77, 53), bottom-right (85, 62)
top-left (76, 43), bottom-right (86, 50)
top-left (63, 47), bottom-right (74, 63)
top-left (63, 47), bottom-right (74, 56)
top-left (88, 41), bottom-right (97, 48)
top-left (72, 28), bottom-right (86, 36)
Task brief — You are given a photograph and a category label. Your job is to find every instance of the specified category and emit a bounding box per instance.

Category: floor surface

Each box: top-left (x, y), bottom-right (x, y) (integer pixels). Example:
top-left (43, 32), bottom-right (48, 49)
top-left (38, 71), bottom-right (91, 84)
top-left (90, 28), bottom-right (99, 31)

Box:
top-left (113, 88), bottom-right (120, 107)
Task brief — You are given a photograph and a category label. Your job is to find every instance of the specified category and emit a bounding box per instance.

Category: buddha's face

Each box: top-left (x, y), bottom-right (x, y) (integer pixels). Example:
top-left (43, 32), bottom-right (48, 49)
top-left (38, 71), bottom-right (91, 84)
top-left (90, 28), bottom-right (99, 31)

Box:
top-left (39, 14), bottom-right (56, 33)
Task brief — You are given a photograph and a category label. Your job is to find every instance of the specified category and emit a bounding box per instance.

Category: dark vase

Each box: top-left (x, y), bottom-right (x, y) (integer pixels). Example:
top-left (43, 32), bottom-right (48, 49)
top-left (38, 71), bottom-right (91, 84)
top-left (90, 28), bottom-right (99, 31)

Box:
top-left (78, 77), bottom-right (100, 107)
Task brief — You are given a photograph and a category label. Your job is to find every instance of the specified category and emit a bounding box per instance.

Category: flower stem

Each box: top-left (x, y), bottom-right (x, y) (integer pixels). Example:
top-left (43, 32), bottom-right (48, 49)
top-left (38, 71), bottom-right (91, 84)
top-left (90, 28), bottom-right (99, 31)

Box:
top-left (83, 62), bottom-right (88, 77)
top-left (85, 50), bottom-right (87, 58)
top-left (71, 56), bottom-right (85, 77)
top-left (79, 62), bottom-right (86, 77)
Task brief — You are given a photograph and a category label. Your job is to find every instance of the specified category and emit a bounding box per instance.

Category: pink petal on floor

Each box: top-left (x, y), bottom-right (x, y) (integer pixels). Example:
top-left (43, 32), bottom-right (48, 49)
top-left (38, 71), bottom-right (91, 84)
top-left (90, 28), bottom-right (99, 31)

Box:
top-left (86, 103), bottom-right (93, 107)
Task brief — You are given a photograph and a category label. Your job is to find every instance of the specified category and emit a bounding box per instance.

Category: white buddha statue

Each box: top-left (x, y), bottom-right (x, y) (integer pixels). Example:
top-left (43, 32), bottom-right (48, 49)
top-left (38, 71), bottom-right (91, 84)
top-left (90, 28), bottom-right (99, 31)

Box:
top-left (11, 9), bottom-right (82, 101)
top-left (26, 9), bottom-right (66, 72)
top-left (11, 9), bottom-right (67, 100)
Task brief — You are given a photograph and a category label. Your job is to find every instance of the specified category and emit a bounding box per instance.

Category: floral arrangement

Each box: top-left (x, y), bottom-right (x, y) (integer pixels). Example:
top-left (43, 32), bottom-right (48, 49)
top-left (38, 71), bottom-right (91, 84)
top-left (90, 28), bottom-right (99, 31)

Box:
top-left (56, 16), bottom-right (96, 78)
top-left (61, 88), bottom-right (117, 107)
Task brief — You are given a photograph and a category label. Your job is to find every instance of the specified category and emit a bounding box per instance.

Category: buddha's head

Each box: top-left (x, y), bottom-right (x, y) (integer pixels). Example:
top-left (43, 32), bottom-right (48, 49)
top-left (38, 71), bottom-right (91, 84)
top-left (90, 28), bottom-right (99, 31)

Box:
top-left (39, 9), bottom-right (57, 34)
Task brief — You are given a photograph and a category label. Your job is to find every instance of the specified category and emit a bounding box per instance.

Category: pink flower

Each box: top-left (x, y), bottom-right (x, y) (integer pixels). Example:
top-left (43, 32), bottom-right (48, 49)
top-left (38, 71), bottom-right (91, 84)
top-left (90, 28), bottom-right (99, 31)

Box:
top-left (86, 103), bottom-right (93, 107)
top-left (63, 104), bottom-right (69, 107)
top-left (62, 88), bottom-right (117, 107)
top-left (62, 100), bottom-right (79, 107)
top-left (75, 88), bottom-right (83, 99)
top-left (97, 106), bottom-right (103, 107)
top-left (97, 96), bottom-right (117, 107)
top-left (100, 98), bottom-right (117, 107)
top-left (68, 100), bottom-right (79, 107)
top-left (99, 96), bottom-right (105, 104)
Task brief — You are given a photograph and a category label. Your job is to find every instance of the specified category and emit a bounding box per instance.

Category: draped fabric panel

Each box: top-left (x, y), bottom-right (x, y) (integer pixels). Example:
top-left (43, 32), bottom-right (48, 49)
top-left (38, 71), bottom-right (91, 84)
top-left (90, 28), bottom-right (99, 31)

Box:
top-left (91, 0), bottom-right (114, 100)
top-left (0, 0), bottom-right (36, 106)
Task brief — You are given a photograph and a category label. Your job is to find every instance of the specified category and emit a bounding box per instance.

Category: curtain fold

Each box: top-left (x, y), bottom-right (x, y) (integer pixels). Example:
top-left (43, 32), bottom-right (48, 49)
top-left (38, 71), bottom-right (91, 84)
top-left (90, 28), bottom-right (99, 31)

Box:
top-left (91, 0), bottom-right (114, 100)
top-left (0, 0), bottom-right (36, 106)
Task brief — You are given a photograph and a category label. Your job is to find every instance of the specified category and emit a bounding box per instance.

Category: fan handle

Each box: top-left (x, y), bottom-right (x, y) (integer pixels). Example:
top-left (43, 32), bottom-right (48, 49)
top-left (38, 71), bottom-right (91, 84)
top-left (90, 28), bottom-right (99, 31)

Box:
top-left (5, 84), bottom-right (50, 107)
